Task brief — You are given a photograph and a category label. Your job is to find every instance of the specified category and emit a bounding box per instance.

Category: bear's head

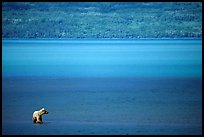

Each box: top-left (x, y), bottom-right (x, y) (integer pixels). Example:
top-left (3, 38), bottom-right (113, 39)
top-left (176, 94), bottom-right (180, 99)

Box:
top-left (39, 108), bottom-right (49, 115)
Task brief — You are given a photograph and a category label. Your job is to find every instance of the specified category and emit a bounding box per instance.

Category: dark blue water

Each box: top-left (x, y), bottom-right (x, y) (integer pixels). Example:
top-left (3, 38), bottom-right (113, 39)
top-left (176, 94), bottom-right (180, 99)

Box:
top-left (2, 39), bottom-right (202, 135)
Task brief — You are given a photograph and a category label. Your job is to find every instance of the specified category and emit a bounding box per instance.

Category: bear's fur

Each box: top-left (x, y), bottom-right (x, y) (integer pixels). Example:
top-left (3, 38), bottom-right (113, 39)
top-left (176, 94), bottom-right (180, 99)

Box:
top-left (33, 108), bottom-right (48, 124)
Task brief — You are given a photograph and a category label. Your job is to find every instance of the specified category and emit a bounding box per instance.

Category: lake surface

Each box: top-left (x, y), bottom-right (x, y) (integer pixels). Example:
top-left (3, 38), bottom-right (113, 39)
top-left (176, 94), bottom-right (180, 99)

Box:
top-left (2, 39), bottom-right (202, 135)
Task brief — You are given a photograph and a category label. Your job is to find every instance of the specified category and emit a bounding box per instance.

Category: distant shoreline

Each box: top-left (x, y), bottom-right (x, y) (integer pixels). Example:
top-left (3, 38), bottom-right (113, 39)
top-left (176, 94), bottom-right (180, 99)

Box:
top-left (3, 3), bottom-right (201, 41)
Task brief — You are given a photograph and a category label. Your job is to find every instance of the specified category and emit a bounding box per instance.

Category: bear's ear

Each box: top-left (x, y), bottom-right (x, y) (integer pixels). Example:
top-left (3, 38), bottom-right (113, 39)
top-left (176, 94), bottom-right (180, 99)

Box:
top-left (41, 108), bottom-right (45, 110)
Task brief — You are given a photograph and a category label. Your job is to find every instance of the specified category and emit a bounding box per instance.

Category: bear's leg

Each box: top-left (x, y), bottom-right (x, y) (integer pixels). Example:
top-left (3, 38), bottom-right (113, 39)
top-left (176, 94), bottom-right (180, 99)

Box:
top-left (33, 117), bottom-right (37, 123)
top-left (39, 116), bottom-right (42, 121)
top-left (36, 121), bottom-right (43, 124)
top-left (37, 116), bottom-right (43, 124)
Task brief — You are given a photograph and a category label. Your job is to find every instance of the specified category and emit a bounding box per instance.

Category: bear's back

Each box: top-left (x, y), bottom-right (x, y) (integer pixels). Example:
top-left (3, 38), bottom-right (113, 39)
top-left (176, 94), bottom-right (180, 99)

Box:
top-left (33, 111), bottom-right (39, 117)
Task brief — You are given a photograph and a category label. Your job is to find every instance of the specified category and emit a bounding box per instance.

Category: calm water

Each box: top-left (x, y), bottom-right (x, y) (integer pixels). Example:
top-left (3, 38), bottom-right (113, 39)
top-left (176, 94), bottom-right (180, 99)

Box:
top-left (2, 39), bottom-right (202, 135)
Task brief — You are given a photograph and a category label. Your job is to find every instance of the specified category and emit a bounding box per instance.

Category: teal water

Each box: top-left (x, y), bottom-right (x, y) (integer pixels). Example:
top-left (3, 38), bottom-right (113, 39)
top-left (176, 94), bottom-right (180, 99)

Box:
top-left (2, 39), bottom-right (202, 78)
top-left (2, 39), bottom-right (202, 135)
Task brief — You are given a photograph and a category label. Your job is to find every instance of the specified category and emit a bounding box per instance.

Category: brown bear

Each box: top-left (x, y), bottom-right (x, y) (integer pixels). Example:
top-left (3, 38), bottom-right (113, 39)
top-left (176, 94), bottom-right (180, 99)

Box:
top-left (32, 108), bottom-right (49, 124)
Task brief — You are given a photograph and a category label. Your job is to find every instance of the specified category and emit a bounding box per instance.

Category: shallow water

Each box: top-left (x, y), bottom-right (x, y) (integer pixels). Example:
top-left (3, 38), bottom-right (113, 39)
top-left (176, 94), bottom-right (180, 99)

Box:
top-left (2, 39), bottom-right (202, 77)
top-left (2, 39), bottom-right (202, 135)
